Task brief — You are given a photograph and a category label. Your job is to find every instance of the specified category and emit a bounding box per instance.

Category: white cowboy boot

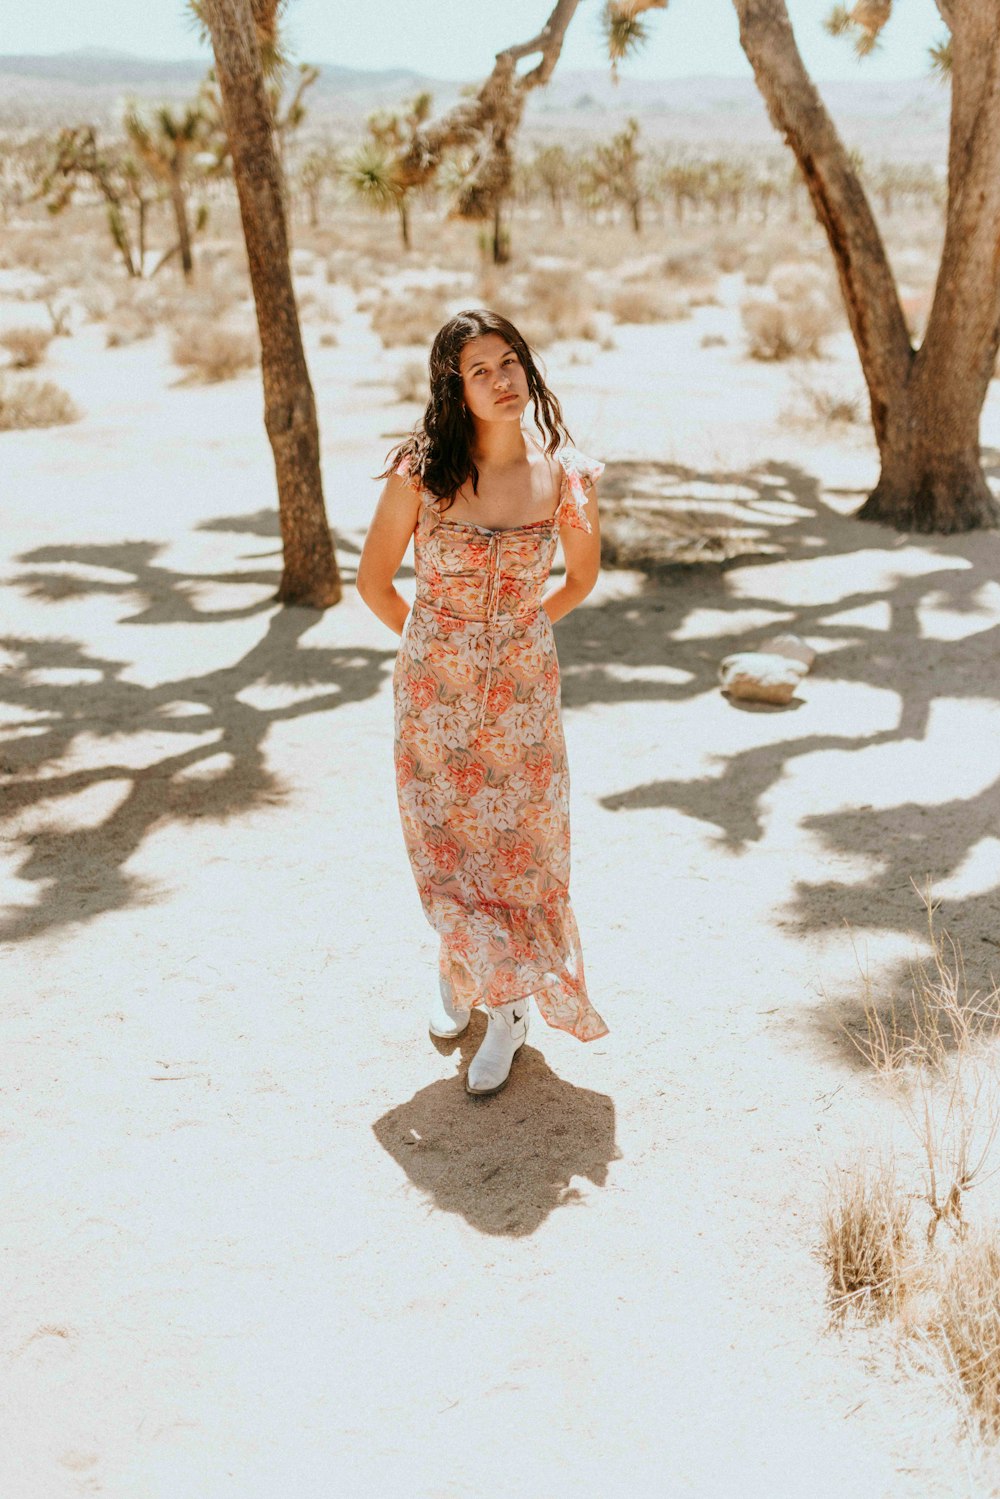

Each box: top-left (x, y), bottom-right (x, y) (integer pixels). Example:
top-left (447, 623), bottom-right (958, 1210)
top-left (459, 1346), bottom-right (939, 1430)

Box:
top-left (429, 972), bottom-right (471, 1039)
top-left (466, 997), bottom-right (530, 1096)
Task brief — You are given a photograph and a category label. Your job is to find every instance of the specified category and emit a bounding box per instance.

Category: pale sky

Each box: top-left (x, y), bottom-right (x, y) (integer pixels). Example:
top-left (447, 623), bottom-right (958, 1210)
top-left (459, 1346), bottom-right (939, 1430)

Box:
top-left (1, 0), bottom-right (945, 83)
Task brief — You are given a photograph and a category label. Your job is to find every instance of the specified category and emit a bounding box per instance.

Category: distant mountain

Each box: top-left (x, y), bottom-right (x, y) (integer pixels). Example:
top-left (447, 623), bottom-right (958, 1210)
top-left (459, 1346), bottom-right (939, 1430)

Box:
top-left (0, 49), bottom-right (948, 162)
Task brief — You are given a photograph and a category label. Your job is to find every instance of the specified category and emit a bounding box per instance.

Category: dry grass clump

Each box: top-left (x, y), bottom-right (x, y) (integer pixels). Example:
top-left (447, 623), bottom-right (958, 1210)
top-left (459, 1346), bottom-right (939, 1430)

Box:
top-left (741, 261), bottom-right (840, 360)
top-left (0, 326), bottom-right (53, 368)
top-left (370, 289), bottom-right (452, 348)
top-left (0, 376), bottom-right (81, 430)
top-left (930, 1232), bottom-right (1000, 1439)
top-left (822, 1154), bottom-right (912, 1324)
top-left (849, 898), bottom-right (1000, 1247)
top-left (606, 283), bottom-right (691, 325)
top-left (826, 894), bottom-right (1000, 1441)
top-left (781, 374), bottom-right (865, 431)
top-left (170, 321), bottom-right (259, 382)
top-left (801, 386), bottom-right (863, 426)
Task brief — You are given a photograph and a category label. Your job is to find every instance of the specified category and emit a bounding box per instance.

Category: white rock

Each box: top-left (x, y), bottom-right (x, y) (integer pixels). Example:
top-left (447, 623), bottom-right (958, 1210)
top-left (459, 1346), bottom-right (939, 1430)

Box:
top-left (760, 633), bottom-right (816, 670)
top-left (719, 651), bottom-right (807, 705)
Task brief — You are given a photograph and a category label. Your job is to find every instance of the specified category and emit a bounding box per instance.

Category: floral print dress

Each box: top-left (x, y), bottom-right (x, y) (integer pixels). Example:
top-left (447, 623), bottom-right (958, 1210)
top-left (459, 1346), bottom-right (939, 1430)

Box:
top-left (392, 445), bottom-right (609, 1042)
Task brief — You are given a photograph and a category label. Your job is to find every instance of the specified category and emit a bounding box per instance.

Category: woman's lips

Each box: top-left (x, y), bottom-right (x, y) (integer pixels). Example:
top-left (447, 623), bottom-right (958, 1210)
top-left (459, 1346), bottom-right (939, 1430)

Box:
top-left (495, 393), bottom-right (518, 404)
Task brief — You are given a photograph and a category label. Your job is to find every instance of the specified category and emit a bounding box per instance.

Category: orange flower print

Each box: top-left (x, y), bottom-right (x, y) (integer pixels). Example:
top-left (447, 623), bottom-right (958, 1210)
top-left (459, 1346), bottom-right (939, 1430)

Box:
top-left (486, 678), bottom-right (515, 717)
top-left (396, 750), bottom-right (416, 789)
top-left (446, 752), bottom-right (487, 799)
top-left (408, 675), bottom-right (438, 711)
top-left (487, 967), bottom-right (523, 1004)
top-left (523, 745), bottom-right (553, 795)
top-left (423, 827), bottom-right (462, 877)
top-left (497, 830), bottom-right (535, 877)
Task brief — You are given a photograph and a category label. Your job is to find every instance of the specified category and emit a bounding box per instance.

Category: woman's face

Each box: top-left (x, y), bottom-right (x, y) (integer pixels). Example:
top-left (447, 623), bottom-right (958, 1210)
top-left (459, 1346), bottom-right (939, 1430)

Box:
top-left (458, 333), bottom-right (529, 426)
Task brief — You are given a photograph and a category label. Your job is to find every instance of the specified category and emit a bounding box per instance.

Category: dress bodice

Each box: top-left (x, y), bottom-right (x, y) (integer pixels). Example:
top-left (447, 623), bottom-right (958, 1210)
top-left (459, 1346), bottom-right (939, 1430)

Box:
top-left (396, 445), bottom-right (603, 626)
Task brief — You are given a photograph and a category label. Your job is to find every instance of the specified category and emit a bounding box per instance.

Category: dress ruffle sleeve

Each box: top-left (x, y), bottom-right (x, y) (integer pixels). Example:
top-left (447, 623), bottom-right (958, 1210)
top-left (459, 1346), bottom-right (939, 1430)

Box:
top-left (395, 452), bottom-right (424, 494)
top-left (556, 445), bottom-right (604, 534)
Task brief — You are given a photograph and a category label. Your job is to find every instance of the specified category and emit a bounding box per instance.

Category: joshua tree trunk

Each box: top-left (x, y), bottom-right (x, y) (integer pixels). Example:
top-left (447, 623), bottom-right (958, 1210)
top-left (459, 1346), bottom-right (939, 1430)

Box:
top-left (492, 200), bottom-right (511, 264)
top-left (731, 0), bottom-right (1000, 533)
top-left (397, 194), bottom-right (411, 251)
top-left (201, 0), bottom-right (341, 607)
top-left (168, 172), bottom-right (195, 279)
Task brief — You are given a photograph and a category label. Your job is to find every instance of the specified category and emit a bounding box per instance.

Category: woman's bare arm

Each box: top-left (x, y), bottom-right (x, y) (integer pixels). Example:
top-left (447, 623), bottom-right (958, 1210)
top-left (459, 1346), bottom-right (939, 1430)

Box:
top-left (356, 472), bottom-right (422, 636)
top-left (543, 479), bottom-right (601, 626)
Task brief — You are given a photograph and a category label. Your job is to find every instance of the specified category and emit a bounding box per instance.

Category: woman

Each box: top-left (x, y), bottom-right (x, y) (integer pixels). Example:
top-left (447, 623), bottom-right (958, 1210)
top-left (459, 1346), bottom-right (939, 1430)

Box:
top-left (357, 309), bottom-right (609, 1098)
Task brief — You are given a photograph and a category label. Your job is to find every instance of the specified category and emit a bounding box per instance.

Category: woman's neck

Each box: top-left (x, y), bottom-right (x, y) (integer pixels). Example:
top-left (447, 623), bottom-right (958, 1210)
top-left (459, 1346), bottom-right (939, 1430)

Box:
top-left (469, 423), bottom-right (532, 470)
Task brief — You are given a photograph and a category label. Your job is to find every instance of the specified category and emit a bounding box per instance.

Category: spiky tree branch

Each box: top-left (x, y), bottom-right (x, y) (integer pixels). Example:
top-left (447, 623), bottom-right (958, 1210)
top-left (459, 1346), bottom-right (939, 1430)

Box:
top-left (393, 0), bottom-right (582, 222)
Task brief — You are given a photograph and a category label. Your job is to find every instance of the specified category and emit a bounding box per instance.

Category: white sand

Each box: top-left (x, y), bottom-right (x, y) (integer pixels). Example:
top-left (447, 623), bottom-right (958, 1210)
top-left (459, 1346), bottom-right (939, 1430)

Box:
top-left (3, 273), bottom-right (1000, 1497)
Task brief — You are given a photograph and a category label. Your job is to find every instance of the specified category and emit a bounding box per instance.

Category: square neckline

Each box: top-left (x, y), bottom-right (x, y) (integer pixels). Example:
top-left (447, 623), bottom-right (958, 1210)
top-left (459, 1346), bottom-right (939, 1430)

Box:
top-left (425, 458), bottom-right (568, 535)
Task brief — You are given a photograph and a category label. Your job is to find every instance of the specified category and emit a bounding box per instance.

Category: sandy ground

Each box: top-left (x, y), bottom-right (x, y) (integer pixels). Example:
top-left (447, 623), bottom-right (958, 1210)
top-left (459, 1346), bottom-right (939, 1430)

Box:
top-left (4, 263), bottom-right (1000, 1497)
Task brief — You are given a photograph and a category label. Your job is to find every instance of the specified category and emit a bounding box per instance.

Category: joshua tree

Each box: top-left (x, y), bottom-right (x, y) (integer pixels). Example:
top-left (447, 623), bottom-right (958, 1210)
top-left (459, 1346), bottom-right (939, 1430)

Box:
top-left (386, 0), bottom-right (583, 260)
top-left (586, 117), bottom-right (644, 232)
top-left (122, 99), bottom-right (220, 279)
top-left (591, 0), bottom-right (1000, 533)
top-left (199, 0), bottom-right (340, 608)
top-left (531, 144), bottom-right (572, 225)
top-left (41, 127), bottom-right (155, 278)
top-left (346, 94), bottom-right (433, 250)
top-left (296, 142), bottom-right (339, 228)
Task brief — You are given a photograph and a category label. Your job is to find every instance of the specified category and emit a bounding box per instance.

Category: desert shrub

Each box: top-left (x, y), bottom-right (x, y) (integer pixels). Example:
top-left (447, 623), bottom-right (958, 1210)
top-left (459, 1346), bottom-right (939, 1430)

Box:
top-left (394, 359), bottom-right (428, 403)
top-left (741, 262), bottom-right (840, 360)
top-left (0, 326), bottom-right (53, 368)
top-left (370, 289), bottom-right (451, 348)
top-left (607, 284), bottom-right (691, 325)
top-left (106, 295), bottom-right (159, 348)
top-left (80, 282), bottom-right (117, 323)
top-left (661, 247), bottom-right (712, 283)
top-left (712, 234), bottom-right (747, 274)
top-left (0, 377), bottom-right (81, 430)
top-left (517, 267), bottom-right (600, 345)
top-left (170, 321), bottom-right (259, 382)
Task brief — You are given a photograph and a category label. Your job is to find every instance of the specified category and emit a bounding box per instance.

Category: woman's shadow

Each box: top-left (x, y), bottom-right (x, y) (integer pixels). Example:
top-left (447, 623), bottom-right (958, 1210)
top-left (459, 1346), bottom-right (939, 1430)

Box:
top-left (372, 1017), bottom-right (619, 1238)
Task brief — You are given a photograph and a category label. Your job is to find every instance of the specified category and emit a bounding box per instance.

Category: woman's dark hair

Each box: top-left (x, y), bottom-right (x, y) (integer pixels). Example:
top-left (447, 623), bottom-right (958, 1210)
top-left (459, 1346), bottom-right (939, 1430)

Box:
top-left (378, 309), bottom-right (572, 513)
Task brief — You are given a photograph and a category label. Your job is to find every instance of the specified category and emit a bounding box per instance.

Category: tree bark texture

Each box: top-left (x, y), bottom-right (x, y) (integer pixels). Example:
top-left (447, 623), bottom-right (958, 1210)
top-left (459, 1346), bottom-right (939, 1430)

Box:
top-left (168, 174), bottom-right (195, 278)
top-left (202, 0), bottom-right (341, 606)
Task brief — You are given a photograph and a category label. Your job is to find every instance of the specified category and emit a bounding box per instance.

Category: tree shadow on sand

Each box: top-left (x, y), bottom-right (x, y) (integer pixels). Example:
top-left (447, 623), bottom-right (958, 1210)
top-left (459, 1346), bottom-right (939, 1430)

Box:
top-left (372, 1016), bottom-right (619, 1237)
top-left (0, 511), bottom-right (408, 943)
top-left (555, 453), bottom-right (1000, 1067)
top-left (8, 464), bottom-right (1000, 1073)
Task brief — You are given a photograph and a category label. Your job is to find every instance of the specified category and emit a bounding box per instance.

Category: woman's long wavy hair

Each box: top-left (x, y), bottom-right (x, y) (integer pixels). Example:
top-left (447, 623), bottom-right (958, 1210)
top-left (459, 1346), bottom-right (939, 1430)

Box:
top-left (378, 309), bottom-right (572, 514)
